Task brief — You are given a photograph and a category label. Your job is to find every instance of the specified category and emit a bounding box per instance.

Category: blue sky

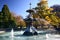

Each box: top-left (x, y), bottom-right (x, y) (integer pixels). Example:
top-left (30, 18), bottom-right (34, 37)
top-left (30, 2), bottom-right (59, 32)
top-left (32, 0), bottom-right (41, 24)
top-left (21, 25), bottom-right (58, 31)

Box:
top-left (0, 0), bottom-right (60, 18)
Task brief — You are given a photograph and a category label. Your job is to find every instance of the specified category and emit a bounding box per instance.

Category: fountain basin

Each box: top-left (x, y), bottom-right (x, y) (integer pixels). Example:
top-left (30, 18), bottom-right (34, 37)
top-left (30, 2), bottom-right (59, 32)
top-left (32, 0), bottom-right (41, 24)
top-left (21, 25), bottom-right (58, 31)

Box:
top-left (23, 26), bottom-right (38, 36)
top-left (23, 31), bottom-right (38, 36)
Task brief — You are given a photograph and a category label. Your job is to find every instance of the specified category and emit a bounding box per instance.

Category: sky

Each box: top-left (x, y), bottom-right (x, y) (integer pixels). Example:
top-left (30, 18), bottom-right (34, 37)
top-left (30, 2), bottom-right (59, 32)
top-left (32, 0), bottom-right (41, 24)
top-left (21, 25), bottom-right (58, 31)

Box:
top-left (0, 0), bottom-right (60, 18)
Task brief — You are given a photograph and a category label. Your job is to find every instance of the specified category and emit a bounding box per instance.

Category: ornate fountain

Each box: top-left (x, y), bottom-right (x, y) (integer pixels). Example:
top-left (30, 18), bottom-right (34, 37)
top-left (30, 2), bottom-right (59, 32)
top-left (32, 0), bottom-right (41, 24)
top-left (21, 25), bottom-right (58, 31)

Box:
top-left (23, 3), bottom-right (38, 36)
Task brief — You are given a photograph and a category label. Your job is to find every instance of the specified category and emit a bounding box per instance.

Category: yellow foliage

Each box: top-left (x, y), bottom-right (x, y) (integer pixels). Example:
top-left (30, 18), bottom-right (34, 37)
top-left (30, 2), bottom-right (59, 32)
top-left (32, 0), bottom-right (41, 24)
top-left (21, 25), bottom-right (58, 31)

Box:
top-left (45, 16), bottom-right (51, 23)
top-left (33, 13), bottom-right (39, 18)
top-left (51, 22), bottom-right (59, 25)
top-left (50, 15), bottom-right (58, 23)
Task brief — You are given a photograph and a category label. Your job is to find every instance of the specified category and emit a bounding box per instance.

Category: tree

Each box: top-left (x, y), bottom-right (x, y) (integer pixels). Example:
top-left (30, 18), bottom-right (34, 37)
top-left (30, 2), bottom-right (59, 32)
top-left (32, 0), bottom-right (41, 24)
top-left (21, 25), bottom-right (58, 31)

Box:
top-left (51, 5), bottom-right (60, 18)
top-left (50, 5), bottom-right (60, 26)
top-left (15, 16), bottom-right (26, 28)
top-left (0, 12), bottom-right (3, 28)
top-left (32, 0), bottom-right (60, 27)
top-left (1, 4), bottom-right (16, 28)
top-left (2, 5), bottom-right (11, 22)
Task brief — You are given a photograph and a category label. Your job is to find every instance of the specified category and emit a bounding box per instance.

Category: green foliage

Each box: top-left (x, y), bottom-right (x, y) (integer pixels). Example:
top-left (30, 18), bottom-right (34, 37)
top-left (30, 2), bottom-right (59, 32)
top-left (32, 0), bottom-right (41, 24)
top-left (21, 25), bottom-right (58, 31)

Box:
top-left (2, 5), bottom-right (11, 22)
top-left (0, 4), bottom-right (16, 28)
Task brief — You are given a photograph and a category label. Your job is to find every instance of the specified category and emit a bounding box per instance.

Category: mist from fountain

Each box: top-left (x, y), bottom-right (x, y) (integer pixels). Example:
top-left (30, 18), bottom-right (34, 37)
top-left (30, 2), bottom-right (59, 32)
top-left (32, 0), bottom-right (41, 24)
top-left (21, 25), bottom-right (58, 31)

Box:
top-left (46, 34), bottom-right (49, 39)
top-left (11, 28), bottom-right (14, 37)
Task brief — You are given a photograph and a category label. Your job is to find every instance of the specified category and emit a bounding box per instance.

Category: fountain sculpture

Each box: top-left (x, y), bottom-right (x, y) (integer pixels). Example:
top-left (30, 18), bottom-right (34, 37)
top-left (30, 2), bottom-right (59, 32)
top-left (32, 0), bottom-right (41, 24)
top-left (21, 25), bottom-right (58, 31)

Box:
top-left (23, 3), bottom-right (38, 36)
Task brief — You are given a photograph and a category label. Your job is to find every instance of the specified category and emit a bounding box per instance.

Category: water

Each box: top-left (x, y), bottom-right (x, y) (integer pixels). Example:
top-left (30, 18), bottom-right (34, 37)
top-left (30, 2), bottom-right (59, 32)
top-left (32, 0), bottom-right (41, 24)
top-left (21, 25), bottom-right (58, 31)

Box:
top-left (0, 31), bottom-right (60, 40)
top-left (11, 29), bottom-right (14, 37)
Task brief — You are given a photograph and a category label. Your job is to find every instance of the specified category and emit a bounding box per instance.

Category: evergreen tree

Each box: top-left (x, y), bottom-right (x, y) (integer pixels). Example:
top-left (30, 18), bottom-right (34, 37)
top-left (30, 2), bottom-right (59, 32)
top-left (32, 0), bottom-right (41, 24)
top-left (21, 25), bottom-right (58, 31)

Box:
top-left (2, 5), bottom-right (11, 22)
top-left (0, 12), bottom-right (3, 28)
top-left (51, 5), bottom-right (60, 18)
top-left (1, 4), bottom-right (16, 28)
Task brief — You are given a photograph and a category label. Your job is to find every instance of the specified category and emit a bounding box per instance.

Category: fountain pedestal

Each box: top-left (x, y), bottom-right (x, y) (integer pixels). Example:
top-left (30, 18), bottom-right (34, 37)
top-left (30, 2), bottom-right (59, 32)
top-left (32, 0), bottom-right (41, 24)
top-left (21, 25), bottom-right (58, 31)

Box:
top-left (23, 26), bottom-right (38, 36)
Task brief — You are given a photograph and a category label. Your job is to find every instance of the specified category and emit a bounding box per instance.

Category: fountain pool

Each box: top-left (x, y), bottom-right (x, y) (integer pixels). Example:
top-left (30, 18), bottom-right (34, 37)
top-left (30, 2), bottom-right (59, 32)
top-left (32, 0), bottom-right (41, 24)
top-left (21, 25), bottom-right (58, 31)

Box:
top-left (0, 30), bottom-right (60, 40)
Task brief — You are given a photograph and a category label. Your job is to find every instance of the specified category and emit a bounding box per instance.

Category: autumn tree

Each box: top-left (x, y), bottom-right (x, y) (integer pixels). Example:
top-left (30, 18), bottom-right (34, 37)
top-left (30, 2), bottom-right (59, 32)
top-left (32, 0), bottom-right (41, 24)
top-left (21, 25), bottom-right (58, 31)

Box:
top-left (15, 16), bottom-right (26, 28)
top-left (32, 0), bottom-right (60, 27)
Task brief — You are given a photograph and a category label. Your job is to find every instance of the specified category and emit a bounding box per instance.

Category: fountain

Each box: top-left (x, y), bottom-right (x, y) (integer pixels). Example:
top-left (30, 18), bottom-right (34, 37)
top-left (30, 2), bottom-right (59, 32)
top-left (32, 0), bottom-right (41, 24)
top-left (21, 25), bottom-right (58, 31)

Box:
top-left (0, 0), bottom-right (60, 40)
top-left (23, 3), bottom-right (38, 36)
